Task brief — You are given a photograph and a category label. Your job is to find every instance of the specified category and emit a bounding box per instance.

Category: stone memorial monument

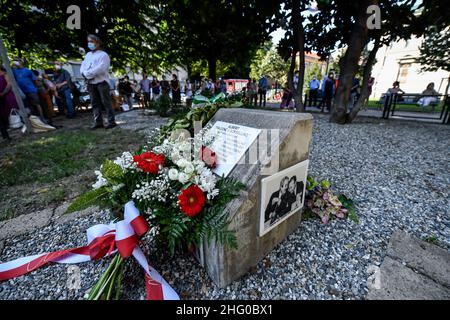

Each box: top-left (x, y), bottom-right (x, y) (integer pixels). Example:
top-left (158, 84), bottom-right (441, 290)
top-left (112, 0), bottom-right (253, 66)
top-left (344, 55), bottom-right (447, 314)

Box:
top-left (199, 108), bottom-right (314, 287)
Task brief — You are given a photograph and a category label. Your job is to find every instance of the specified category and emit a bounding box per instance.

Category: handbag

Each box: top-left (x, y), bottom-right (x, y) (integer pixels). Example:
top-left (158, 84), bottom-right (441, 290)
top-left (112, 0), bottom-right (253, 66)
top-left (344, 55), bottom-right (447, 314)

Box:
top-left (29, 115), bottom-right (56, 133)
top-left (9, 108), bottom-right (23, 129)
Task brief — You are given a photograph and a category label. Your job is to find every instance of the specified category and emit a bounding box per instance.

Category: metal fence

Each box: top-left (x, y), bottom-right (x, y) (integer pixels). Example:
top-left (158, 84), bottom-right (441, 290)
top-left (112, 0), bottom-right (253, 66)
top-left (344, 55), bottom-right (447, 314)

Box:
top-left (381, 93), bottom-right (450, 124)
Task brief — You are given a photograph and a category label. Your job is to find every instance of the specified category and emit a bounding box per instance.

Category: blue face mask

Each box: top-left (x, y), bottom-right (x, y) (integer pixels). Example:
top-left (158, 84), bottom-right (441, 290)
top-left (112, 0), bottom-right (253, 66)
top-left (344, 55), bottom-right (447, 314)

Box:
top-left (88, 43), bottom-right (96, 51)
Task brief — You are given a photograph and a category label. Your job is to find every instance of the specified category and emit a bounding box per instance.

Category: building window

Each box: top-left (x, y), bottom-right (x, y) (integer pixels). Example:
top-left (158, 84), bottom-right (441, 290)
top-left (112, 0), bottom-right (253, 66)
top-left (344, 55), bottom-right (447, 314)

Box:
top-left (398, 63), bottom-right (411, 84)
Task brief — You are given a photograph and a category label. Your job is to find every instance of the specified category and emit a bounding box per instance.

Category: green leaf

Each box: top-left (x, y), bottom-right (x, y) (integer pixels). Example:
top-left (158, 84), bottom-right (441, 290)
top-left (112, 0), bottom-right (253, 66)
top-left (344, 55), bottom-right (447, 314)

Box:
top-left (307, 175), bottom-right (319, 190)
top-left (320, 180), bottom-right (331, 190)
top-left (66, 187), bottom-right (108, 214)
top-left (338, 194), bottom-right (359, 224)
top-left (101, 160), bottom-right (124, 185)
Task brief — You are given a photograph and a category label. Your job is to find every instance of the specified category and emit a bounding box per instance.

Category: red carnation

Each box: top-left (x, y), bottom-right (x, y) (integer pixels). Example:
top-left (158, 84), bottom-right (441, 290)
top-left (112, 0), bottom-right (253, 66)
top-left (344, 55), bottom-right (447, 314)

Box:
top-left (178, 184), bottom-right (206, 217)
top-left (133, 151), bottom-right (165, 174)
top-left (200, 146), bottom-right (217, 168)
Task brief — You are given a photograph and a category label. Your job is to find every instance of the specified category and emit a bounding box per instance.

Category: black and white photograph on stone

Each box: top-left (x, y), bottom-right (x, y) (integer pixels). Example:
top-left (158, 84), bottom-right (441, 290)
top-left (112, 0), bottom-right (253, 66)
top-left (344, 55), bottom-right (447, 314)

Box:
top-left (260, 160), bottom-right (309, 236)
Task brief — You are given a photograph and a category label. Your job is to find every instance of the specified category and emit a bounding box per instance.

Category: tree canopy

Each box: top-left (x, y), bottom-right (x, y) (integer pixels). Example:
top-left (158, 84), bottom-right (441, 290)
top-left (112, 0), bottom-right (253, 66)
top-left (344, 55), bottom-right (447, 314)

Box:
top-left (0, 0), bottom-right (157, 72)
top-left (152, 0), bottom-right (281, 80)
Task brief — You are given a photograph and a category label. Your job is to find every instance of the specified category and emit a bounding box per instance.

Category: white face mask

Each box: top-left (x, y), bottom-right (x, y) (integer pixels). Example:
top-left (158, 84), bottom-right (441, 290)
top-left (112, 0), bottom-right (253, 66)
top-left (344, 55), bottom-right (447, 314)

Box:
top-left (13, 61), bottom-right (20, 67)
top-left (55, 65), bottom-right (62, 70)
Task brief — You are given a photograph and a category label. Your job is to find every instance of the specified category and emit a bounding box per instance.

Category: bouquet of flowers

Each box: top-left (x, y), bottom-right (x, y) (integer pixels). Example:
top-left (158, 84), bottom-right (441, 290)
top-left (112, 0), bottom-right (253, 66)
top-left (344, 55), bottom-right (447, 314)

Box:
top-left (67, 129), bottom-right (244, 299)
top-left (305, 176), bottom-right (352, 224)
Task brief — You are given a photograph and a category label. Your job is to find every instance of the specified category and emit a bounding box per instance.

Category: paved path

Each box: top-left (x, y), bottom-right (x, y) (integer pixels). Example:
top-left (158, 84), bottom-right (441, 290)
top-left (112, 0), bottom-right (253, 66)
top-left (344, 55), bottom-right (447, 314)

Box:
top-left (367, 230), bottom-right (450, 300)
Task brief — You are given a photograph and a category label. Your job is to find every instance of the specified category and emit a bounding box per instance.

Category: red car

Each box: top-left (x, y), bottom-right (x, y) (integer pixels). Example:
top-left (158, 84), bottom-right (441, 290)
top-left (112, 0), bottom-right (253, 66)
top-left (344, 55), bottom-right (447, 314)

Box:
top-left (225, 79), bottom-right (249, 93)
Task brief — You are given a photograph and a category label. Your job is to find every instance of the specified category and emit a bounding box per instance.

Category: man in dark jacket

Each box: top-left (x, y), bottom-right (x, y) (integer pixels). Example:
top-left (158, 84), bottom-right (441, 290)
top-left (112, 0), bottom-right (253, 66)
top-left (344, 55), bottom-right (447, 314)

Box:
top-left (54, 61), bottom-right (75, 118)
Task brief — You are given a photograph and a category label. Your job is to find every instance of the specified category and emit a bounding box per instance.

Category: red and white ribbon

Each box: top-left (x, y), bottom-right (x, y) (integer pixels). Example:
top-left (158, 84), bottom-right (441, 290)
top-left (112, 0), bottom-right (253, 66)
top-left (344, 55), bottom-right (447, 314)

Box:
top-left (0, 201), bottom-right (179, 300)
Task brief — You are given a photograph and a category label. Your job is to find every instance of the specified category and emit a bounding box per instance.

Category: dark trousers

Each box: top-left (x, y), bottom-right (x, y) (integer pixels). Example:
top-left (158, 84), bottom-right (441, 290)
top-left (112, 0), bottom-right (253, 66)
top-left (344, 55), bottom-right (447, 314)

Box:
top-left (0, 116), bottom-right (9, 140)
top-left (26, 92), bottom-right (49, 122)
top-left (258, 89), bottom-right (267, 107)
top-left (172, 90), bottom-right (181, 104)
top-left (143, 92), bottom-right (150, 108)
top-left (251, 94), bottom-right (257, 106)
top-left (309, 89), bottom-right (318, 107)
top-left (322, 97), bottom-right (332, 112)
top-left (88, 81), bottom-right (116, 125)
top-left (56, 88), bottom-right (75, 118)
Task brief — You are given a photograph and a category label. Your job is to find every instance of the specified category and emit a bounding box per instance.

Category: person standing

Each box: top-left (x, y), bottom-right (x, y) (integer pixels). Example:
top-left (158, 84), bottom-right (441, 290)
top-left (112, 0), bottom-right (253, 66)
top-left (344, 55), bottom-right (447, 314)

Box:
top-left (206, 78), bottom-right (215, 94)
top-left (218, 78), bottom-right (226, 94)
top-left (0, 67), bottom-right (18, 142)
top-left (80, 34), bottom-right (116, 129)
top-left (185, 80), bottom-right (193, 107)
top-left (293, 70), bottom-right (299, 90)
top-left (118, 76), bottom-right (134, 109)
top-left (258, 75), bottom-right (268, 107)
top-left (363, 76), bottom-right (375, 110)
top-left (348, 76), bottom-right (360, 112)
top-left (12, 58), bottom-right (48, 122)
top-left (280, 82), bottom-right (294, 109)
top-left (140, 73), bottom-right (151, 108)
top-left (171, 74), bottom-right (181, 104)
top-left (321, 73), bottom-right (335, 113)
top-left (131, 80), bottom-right (143, 107)
top-left (54, 61), bottom-right (76, 118)
top-left (308, 75), bottom-right (320, 107)
top-left (246, 79), bottom-right (257, 107)
top-left (151, 77), bottom-right (161, 101)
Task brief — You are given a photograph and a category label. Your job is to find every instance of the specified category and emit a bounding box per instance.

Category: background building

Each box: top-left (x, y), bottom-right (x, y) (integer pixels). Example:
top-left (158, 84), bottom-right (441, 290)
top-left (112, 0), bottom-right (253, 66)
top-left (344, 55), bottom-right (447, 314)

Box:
top-left (371, 36), bottom-right (450, 99)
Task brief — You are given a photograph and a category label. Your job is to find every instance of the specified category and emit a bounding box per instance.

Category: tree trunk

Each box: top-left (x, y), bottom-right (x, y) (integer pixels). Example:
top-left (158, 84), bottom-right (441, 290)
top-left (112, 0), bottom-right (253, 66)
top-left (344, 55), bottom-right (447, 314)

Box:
top-left (330, 0), bottom-right (377, 124)
top-left (348, 37), bottom-right (381, 122)
top-left (207, 57), bottom-right (216, 82)
top-left (292, 0), bottom-right (305, 112)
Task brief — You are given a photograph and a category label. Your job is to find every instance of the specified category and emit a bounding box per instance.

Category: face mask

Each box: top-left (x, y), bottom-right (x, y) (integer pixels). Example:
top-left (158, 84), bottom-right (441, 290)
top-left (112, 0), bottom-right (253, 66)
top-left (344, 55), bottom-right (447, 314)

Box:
top-left (88, 43), bottom-right (96, 51)
top-left (55, 65), bottom-right (62, 70)
top-left (13, 61), bottom-right (20, 67)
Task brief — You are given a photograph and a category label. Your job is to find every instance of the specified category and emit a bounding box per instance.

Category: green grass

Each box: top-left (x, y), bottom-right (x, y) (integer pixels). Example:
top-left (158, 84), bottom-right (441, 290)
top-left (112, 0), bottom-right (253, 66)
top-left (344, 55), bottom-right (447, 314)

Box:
top-left (424, 235), bottom-right (440, 246)
top-left (0, 129), bottom-right (144, 187)
top-left (0, 207), bottom-right (16, 220)
top-left (367, 100), bottom-right (445, 113)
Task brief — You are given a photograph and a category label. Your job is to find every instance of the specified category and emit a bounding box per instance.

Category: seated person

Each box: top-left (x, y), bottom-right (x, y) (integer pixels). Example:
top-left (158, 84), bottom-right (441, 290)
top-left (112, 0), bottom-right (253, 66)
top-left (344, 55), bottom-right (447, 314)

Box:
top-left (417, 82), bottom-right (439, 107)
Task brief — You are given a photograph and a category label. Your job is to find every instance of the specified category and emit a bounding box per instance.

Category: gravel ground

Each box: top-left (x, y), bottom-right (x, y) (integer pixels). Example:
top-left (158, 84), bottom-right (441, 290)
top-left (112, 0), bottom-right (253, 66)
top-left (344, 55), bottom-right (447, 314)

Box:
top-left (1, 114), bottom-right (449, 300)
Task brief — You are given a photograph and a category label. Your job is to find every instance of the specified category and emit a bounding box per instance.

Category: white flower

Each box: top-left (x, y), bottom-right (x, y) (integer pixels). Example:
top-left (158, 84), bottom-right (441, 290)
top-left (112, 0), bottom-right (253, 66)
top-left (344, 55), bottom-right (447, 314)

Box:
top-left (207, 189), bottom-right (220, 200)
top-left (178, 172), bottom-right (190, 184)
top-left (195, 168), bottom-right (217, 193)
top-left (92, 170), bottom-right (108, 189)
top-left (184, 163), bottom-right (195, 174)
top-left (180, 142), bottom-right (192, 153)
top-left (132, 173), bottom-right (170, 202)
top-left (176, 158), bottom-right (188, 168)
top-left (171, 151), bottom-right (181, 162)
top-left (113, 152), bottom-right (137, 171)
top-left (112, 183), bottom-right (125, 192)
top-left (168, 168), bottom-right (179, 181)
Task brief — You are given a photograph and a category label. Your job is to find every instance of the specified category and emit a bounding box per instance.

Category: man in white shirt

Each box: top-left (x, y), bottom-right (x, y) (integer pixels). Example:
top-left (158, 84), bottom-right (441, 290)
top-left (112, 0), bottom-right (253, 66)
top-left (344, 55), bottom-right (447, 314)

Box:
top-left (308, 75), bottom-right (321, 107)
top-left (80, 34), bottom-right (116, 129)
